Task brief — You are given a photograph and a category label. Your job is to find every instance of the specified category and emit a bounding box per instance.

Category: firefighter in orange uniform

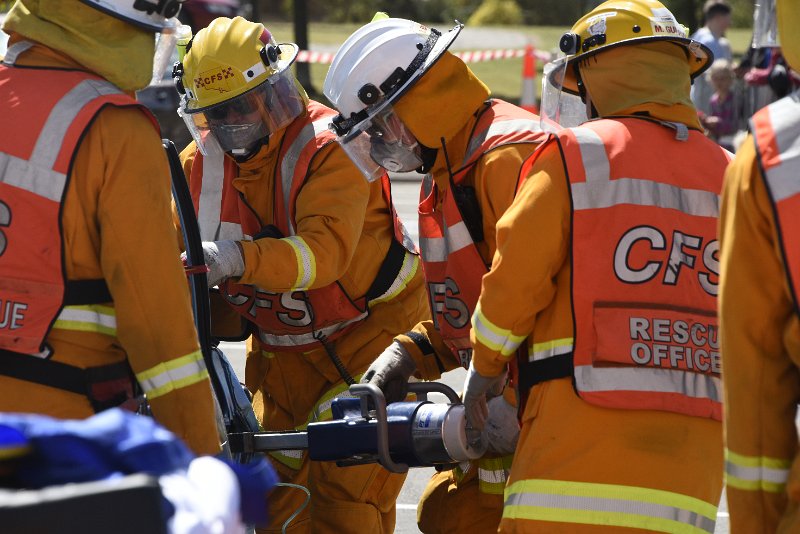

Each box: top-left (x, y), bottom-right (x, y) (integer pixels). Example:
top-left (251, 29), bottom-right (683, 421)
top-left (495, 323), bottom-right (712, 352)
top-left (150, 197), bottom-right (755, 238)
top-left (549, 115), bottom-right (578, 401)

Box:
top-left (174, 17), bottom-right (428, 533)
top-left (0, 0), bottom-right (220, 455)
top-left (322, 16), bottom-right (545, 533)
top-left (719, 0), bottom-right (800, 531)
top-left (463, 1), bottom-right (731, 531)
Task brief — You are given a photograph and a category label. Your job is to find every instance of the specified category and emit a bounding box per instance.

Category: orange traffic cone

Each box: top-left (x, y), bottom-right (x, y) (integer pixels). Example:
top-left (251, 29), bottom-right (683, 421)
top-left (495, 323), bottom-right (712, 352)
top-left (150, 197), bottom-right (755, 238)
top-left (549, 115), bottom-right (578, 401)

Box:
top-left (520, 43), bottom-right (539, 115)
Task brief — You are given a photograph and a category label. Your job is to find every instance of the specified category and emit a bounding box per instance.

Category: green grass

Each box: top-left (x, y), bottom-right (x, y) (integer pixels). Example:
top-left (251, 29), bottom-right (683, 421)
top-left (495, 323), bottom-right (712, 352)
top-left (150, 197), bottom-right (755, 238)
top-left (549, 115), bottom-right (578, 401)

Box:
top-left (265, 21), bottom-right (755, 106)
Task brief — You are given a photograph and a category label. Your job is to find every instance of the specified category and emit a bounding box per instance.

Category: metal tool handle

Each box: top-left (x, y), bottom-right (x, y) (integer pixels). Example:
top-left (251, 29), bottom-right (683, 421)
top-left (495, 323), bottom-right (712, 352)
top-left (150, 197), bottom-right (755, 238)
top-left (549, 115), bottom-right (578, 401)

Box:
top-left (406, 381), bottom-right (460, 404)
top-left (348, 383), bottom-right (409, 474)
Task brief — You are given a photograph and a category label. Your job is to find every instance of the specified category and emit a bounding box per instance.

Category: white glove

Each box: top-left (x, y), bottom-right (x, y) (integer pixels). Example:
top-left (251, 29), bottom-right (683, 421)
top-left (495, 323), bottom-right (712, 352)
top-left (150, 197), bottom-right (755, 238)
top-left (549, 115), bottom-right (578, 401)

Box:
top-left (182, 240), bottom-right (245, 288)
top-left (483, 396), bottom-right (520, 456)
top-left (360, 342), bottom-right (417, 404)
top-left (461, 361), bottom-right (506, 447)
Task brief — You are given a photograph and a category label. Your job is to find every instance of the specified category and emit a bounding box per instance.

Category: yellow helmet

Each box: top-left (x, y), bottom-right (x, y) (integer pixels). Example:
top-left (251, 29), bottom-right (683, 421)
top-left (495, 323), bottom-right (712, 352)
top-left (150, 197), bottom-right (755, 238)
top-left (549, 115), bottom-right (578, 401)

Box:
top-left (777, 0), bottom-right (800, 70)
top-left (557, 0), bottom-right (711, 95)
top-left (175, 17), bottom-right (306, 155)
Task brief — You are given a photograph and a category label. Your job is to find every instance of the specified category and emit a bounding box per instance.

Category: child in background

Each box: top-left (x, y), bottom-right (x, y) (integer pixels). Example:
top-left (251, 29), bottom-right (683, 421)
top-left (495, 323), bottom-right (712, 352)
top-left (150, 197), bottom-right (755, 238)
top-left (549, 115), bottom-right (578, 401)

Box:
top-left (703, 59), bottom-right (738, 151)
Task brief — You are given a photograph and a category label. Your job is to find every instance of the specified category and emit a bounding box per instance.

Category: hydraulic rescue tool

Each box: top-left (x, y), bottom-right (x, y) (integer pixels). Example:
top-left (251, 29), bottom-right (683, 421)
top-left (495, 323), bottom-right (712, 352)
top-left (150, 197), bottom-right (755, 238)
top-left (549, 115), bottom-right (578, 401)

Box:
top-left (229, 381), bottom-right (486, 473)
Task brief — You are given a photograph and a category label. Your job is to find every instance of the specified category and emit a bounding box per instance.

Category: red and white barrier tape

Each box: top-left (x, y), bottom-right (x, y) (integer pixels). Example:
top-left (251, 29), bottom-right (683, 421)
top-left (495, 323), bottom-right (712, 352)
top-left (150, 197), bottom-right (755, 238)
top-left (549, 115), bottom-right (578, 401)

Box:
top-left (296, 48), bottom-right (552, 65)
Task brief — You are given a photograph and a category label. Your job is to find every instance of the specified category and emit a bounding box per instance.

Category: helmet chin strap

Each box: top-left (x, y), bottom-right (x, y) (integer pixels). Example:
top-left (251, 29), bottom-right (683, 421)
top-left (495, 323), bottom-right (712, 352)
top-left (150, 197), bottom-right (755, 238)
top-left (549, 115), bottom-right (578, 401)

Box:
top-left (573, 63), bottom-right (600, 119)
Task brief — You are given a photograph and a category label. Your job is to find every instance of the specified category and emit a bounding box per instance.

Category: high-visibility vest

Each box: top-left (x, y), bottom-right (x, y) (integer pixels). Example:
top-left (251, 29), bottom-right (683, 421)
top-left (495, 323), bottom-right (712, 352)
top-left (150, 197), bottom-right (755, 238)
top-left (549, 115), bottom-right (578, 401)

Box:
top-left (752, 93), bottom-right (800, 314)
top-left (517, 117), bottom-right (730, 420)
top-left (419, 99), bottom-right (543, 368)
top-left (190, 100), bottom-right (418, 351)
top-left (0, 41), bottom-right (156, 355)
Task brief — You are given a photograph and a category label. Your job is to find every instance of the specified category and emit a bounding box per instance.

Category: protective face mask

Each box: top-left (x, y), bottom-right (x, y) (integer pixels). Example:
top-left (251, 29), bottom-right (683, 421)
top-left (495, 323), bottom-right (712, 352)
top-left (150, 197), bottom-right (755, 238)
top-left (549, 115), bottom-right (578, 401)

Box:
top-left (370, 139), bottom-right (423, 173)
top-left (212, 122), bottom-right (269, 154)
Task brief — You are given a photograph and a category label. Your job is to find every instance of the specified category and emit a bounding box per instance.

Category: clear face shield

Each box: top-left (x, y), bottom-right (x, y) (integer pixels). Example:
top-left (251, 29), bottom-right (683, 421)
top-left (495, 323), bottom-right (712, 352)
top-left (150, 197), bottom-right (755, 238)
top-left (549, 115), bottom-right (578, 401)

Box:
top-left (332, 99), bottom-right (423, 182)
top-left (150, 21), bottom-right (183, 86)
top-left (539, 58), bottom-right (589, 133)
top-left (181, 66), bottom-right (305, 156)
top-left (753, 0), bottom-right (780, 49)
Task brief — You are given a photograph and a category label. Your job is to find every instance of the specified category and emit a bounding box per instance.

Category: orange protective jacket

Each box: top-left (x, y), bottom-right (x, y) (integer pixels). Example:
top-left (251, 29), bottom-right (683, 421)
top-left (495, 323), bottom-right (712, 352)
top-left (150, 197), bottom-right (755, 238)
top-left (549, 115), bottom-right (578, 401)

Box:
top-left (0, 40), bottom-right (220, 456)
top-left (721, 94), bottom-right (800, 533)
top-left (188, 101), bottom-right (418, 352)
top-left (502, 118), bottom-right (729, 419)
top-left (417, 99), bottom-right (544, 370)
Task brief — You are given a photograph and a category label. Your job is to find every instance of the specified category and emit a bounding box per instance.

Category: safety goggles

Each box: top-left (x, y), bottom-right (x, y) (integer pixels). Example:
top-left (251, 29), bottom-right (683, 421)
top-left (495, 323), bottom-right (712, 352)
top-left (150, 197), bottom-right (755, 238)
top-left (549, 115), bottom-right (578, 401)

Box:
top-left (181, 68), bottom-right (304, 155)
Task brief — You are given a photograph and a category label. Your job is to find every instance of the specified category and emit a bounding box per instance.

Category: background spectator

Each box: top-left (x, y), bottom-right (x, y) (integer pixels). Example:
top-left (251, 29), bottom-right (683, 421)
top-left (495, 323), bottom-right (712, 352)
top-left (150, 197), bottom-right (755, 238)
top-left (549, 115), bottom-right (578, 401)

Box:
top-left (703, 59), bottom-right (738, 151)
top-left (691, 0), bottom-right (733, 115)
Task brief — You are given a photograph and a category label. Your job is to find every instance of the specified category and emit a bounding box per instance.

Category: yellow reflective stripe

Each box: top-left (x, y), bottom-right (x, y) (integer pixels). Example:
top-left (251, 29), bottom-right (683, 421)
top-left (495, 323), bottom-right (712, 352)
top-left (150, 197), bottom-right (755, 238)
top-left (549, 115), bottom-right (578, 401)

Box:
top-left (135, 350), bottom-right (209, 400)
top-left (478, 455), bottom-right (514, 494)
top-left (504, 479), bottom-right (717, 533)
top-left (269, 448), bottom-right (304, 469)
top-left (52, 305), bottom-right (117, 336)
top-left (369, 253), bottom-right (420, 306)
top-left (724, 448), bottom-right (791, 493)
top-left (529, 337), bottom-right (574, 362)
top-left (268, 373), bottom-right (365, 470)
top-left (284, 235), bottom-right (316, 290)
top-left (472, 304), bottom-right (526, 356)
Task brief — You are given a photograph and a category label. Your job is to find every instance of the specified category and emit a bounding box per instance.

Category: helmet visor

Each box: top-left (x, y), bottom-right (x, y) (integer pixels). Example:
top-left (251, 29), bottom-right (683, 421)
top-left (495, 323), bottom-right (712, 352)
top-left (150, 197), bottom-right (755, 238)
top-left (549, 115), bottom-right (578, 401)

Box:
top-left (182, 68), bottom-right (304, 154)
top-left (540, 58), bottom-right (588, 133)
top-left (333, 102), bottom-right (422, 182)
top-left (753, 0), bottom-right (780, 49)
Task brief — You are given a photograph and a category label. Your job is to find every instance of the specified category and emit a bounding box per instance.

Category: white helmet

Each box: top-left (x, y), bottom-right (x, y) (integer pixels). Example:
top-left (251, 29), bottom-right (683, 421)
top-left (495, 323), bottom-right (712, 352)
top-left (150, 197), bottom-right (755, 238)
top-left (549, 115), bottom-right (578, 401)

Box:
top-left (323, 17), bottom-right (462, 181)
top-left (79, 0), bottom-right (183, 32)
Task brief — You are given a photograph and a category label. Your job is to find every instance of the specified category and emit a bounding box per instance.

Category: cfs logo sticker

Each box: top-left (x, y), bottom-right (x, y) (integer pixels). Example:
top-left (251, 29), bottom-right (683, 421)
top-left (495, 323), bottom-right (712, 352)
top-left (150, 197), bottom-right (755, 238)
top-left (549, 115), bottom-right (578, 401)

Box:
top-left (193, 67), bottom-right (236, 93)
top-left (614, 226), bottom-right (719, 296)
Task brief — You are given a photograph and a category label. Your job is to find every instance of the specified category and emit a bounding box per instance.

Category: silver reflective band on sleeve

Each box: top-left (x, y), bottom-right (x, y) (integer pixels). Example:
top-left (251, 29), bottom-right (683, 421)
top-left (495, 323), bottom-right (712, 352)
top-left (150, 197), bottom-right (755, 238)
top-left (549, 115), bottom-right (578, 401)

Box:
top-left (136, 350), bottom-right (209, 400)
top-left (504, 479), bottom-right (717, 533)
top-left (472, 306), bottom-right (526, 356)
top-left (280, 118), bottom-right (331, 236)
top-left (419, 220), bottom-right (474, 263)
top-left (284, 235), bottom-right (316, 290)
top-left (464, 119), bottom-right (542, 162)
top-left (528, 338), bottom-right (574, 362)
top-left (569, 126), bottom-right (720, 217)
top-left (479, 466), bottom-right (508, 485)
top-left (198, 143), bottom-right (226, 241)
top-left (370, 251), bottom-right (420, 306)
top-left (761, 96), bottom-right (800, 202)
top-left (258, 311), bottom-right (368, 347)
top-left (575, 365), bottom-right (722, 403)
top-left (725, 449), bottom-right (791, 492)
top-left (53, 305), bottom-right (117, 337)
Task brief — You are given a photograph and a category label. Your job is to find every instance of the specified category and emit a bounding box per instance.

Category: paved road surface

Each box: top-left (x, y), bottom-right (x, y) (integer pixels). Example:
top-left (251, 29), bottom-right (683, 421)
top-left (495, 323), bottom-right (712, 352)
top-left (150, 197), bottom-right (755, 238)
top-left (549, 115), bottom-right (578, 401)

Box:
top-left (220, 177), bottom-right (730, 533)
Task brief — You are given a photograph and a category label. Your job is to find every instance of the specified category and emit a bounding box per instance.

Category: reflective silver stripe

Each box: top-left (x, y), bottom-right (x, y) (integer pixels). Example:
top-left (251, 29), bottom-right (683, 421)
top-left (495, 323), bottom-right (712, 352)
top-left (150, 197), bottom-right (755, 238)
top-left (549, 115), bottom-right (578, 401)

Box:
top-left (504, 488), bottom-right (716, 533)
top-left (419, 221), bottom-right (473, 262)
top-left (572, 127), bottom-right (610, 182)
top-left (33, 79), bottom-right (121, 170)
top-left (198, 143), bottom-right (226, 241)
top-left (53, 305), bottom-right (117, 336)
top-left (464, 119), bottom-right (542, 162)
top-left (280, 117), bottom-right (330, 235)
top-left (478, 466), bottom-right (508, 485)
top-left (275, 449), bottom-right (303, 459)
top-left (136, 350), bottom-right (208, 399)
top-left (219, 221), bottom-right (246, 241)
top-left (2, 41), bottom-right (34, 65)
top-left (571, 178), bottom-right (720, 217)
top-left (528, 339), bottom-right (573, 362)
top-left (0, 152), bottom-right (67, 202)
top-left (284, 235), bottom-right (315, 290)
top-left (421, 173), bottom-right (434, 197)
top-left (760, 96), bottom-right (800, 202)
top-left (575, 364), bottom-right (722, 403)
top-left (569, 126), bottom-right (720, 216)
top-left (258, 310), bottom-right (368, 347)
top-left (370, 252), bottom-right (419, 305)
top-left (726, 460), bottom-right (790, 486)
